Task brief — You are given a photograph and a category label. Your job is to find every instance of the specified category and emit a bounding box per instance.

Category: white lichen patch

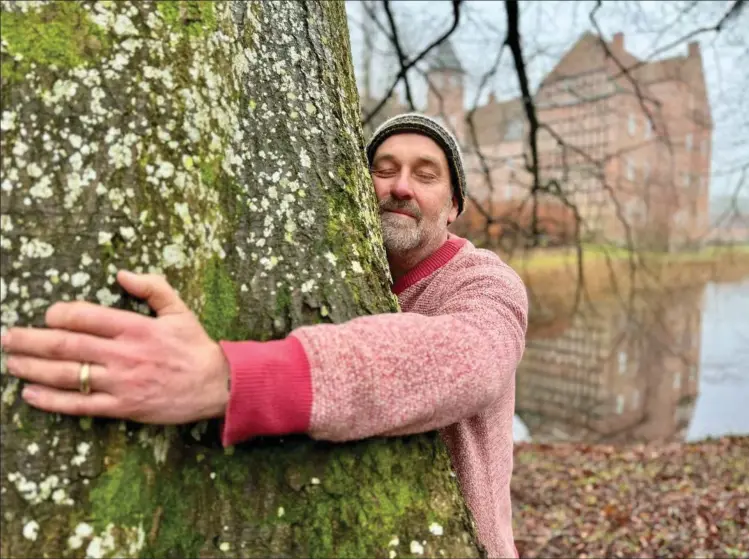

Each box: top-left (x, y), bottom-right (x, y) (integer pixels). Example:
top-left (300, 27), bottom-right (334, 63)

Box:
top-left (70, 271), bottom-right (91, 287)
top-left (162, 244), bottom-right (187, 269)
top-left (70, 441), bottom-right (91, 466)
top-left (85, 523), bottom-right (116, 559)
top-left (1, 378), bottom-right (19, 404)
top-left (150, 431), bottom-right (170, 464)
top-left (7, 472), bottom-right (67, 505)
top-left (1, 110), bottom-right (17, 131)
top-left (18, 238), bottom-right (54, 259)
top-left (410, 541), bottom-right (425, 555)
top-left (277, 506), bottom-right (285, 518)
top-left (137, 426), bottom-right (174, 464)
top-left (388, 536), bottom-right (400, 547)
top-left (219, 542), bottom-right (231, 552)
top-left (429, 522), bottom-right (444, 536)
top-left (310, 477), bottom-right (320, 485)
top-left (22, 519), bottom-right (39, 541)
top-left (95, 287), bottom-right (120, 306)
top-left (26, 442), bottom-right (39, 455)
top-left (68, 522), bottom-right (94, 550)
top-left (81, 521), bottom-right (145, 559)
top-left (52, 487), bottom-right (74, 505)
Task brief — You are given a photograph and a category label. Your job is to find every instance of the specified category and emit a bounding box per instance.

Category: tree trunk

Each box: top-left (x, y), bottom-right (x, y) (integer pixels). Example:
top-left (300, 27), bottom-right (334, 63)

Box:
top-left (0, 1), bottom-right (483, 558)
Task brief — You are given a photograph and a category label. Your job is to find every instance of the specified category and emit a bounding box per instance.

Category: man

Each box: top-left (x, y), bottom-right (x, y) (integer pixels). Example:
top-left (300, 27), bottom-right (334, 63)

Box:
top-left (2, 113), bottom-right (527, 558)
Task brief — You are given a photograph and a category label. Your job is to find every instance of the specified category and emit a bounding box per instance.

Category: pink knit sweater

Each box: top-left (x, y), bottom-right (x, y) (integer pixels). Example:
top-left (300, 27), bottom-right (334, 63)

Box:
top-left (219, 235), bottom-right (528, 558)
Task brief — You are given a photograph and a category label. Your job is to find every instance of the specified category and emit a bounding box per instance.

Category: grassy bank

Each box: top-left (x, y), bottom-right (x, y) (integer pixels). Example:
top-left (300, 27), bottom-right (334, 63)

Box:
top-left (511, 436), bottom-right (748, 559)
top-left (499, 244), bottom-right (749, 326)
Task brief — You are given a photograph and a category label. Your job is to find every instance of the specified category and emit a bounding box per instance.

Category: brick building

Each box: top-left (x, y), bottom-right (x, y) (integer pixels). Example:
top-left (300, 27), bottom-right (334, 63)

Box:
top-left (362, 32), bottom-right (714, 250)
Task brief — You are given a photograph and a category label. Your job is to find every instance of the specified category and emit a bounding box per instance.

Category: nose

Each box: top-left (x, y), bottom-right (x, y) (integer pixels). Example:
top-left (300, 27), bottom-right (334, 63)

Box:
top-left (390, 169), bottom-right (414, 200)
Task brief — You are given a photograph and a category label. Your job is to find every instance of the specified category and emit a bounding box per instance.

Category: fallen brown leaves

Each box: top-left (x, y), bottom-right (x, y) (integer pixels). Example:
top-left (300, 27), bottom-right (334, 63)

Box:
top-left (511, 436), bottom-right (749, 558)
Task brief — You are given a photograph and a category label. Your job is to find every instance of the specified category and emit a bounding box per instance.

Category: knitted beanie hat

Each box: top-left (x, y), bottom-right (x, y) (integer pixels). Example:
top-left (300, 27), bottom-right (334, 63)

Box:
top-left (365, 112), bottom-right (467, 215)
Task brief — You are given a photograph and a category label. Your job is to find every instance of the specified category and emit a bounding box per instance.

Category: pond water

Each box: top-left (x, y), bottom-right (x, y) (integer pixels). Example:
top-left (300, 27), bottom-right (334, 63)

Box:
top-left (514, 279), bottom-right (749, 444)
top-left (686, 279), bottom-right (749, 441)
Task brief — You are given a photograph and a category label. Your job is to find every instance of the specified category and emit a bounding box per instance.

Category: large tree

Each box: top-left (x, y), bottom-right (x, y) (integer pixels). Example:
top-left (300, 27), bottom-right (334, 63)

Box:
top-left (0, 1), bottom-right (483, 557)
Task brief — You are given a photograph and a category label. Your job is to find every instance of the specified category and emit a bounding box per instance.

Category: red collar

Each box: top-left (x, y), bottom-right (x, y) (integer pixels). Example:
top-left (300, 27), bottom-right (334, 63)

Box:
top-left (392, 235), bottom-right (467, 295)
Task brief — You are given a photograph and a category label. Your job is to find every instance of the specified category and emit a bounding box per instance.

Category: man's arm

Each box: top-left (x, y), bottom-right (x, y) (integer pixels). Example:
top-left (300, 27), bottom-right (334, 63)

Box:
top-left (220, 260), bottom-right (527, 445)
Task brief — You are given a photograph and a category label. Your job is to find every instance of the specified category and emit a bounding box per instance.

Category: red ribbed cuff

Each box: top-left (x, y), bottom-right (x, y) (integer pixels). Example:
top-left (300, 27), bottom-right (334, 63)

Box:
top-left (219, 336), bottom-right (312, 446)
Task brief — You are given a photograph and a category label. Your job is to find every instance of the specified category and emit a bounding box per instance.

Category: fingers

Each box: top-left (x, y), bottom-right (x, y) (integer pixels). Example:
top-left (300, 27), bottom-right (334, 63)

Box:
top-left (0, 327), bottom-right (116, 364)
top-left (5, 355), bottom-right (111, 393)
top-left (117, 270), bottom-right (190, 316)
top-left (45, 301), bottom-right (146, 338)
top-left (21, 384), bottom-right (120, 418)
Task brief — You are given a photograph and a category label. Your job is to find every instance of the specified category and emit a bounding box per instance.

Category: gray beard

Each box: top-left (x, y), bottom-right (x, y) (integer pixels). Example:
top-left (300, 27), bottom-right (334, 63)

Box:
top-left (380, 203), bottom-right (451, 254)
top-left (380, 213), bottom-right (422, 253)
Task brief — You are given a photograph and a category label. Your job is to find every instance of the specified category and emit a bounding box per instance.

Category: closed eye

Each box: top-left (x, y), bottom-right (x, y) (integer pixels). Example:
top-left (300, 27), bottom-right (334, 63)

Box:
top-left (373, 169), bottom-right (397, 178)
top-left (415, 172), bottom-right (437, 181)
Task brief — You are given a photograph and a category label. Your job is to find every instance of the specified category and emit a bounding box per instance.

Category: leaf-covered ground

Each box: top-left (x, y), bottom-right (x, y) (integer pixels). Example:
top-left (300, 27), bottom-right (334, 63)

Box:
top-left (511, 436), bottom-right (748, 558)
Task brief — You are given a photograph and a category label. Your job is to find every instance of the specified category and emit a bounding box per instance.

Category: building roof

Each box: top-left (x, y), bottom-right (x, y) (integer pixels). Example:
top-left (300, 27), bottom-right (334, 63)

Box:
top-left (539, 31), bottom-right (711, 124)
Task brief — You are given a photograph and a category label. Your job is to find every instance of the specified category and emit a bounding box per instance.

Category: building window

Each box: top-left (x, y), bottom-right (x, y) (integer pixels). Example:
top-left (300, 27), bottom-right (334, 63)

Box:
top-left (618, 350), bottom-right (627, 374)
top-left (683, 173), bottom-right (691, 187)
top-left (616, 394), bottom-right (625, 415)
top-left (626, 159), bottom-right (635, 181)
top-left (628, 113), bottom-right (636, 136)
top-left (505, 183), bottom-right (513, 200)
top-left (673, 371), bottom-right (682, 390)
top-left (644, 118), bottom-right (652, 139)
top-left (685, 133), bottom-right (693, 151)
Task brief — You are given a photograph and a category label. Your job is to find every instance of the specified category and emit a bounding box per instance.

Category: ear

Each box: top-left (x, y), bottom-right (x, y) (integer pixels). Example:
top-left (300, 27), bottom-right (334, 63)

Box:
top-left (446, 195), bottom-right (459, 225)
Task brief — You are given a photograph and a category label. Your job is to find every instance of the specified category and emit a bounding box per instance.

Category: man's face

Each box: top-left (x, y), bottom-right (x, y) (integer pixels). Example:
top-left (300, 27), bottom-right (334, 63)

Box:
top-left (370, 133), bottom-right (458, 254)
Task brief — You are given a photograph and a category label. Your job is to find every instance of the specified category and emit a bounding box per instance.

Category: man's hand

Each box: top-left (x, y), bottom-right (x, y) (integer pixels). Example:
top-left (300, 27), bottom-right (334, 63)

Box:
top-left (0, 270), bottom-right (231, 424)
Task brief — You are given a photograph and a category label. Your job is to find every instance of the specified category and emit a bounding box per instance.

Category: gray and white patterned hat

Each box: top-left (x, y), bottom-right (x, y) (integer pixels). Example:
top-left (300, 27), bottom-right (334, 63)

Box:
top-left (365, 112), bottom-right (467, 215)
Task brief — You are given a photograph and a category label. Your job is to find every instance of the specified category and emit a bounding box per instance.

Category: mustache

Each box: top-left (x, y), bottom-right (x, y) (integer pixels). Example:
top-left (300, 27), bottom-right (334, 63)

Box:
top-left (379, 198), bottom-right (422, 219)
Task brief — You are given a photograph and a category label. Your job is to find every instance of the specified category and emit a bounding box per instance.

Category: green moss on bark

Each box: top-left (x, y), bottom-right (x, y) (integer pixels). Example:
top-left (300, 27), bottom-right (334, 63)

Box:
top-left (0, 2), bottom-right (112, 85)
top-left (156, 0), bottom-right (218, 36)
top-left (200, 257), bottom-right (241, 342)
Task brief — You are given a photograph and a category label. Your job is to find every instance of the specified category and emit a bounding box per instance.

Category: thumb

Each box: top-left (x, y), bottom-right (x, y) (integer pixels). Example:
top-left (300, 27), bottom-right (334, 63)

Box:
top-left (117, 270), bottom-right (190, 316)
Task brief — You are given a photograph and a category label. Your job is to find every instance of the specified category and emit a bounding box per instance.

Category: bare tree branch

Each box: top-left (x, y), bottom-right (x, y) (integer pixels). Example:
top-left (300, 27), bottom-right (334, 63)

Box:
top-left (363, 0), bottom-right (463, 127)
top-left (612, 0), bottom-right (747, 81)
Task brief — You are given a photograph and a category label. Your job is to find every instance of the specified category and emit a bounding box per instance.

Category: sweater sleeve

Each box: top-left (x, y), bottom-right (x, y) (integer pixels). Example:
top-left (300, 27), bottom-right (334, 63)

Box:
top-left (295, 260), bottom-right (528, 442)
top-left (219, 336), bottom-right (312, 446)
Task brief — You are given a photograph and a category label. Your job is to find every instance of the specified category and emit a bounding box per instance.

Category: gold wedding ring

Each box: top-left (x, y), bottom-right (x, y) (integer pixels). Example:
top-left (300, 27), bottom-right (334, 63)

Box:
top-left (79, 363), bottom-right (91, 395)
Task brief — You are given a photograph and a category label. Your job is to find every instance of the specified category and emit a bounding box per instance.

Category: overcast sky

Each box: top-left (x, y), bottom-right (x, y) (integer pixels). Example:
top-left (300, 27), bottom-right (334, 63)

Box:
top-left (345, 0), bottom-right (748, 200)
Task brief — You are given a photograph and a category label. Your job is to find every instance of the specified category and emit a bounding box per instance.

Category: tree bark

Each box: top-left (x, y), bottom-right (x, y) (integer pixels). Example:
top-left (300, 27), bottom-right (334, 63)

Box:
top-left (0, 1), bottom-right (483, 558)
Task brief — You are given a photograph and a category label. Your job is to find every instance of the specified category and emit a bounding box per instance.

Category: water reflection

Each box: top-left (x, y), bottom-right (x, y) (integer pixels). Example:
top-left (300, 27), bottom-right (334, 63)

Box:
top-left (517, 283), bottom-right (708, 443)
